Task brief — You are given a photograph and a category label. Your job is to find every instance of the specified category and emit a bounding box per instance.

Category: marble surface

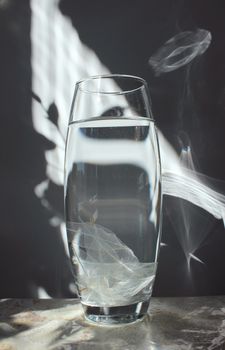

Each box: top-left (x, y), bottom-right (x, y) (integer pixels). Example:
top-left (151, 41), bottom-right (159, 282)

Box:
top-left (0, 296), bottom-right (225, 349)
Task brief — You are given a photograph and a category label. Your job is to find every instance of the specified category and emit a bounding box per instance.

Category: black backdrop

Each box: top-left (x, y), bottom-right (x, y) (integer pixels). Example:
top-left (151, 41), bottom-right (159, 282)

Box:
top-left (0, 0), bottom-right (225, 297)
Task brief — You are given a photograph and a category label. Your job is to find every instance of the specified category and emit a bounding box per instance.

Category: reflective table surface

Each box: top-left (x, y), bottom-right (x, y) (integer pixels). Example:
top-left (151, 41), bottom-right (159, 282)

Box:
top-left (0, 296), bottom-right (225, 349)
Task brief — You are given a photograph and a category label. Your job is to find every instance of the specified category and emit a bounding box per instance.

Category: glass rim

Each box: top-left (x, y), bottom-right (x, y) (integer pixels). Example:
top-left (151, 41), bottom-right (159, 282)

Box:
top-left (75, 74), bottom-right (148, 95)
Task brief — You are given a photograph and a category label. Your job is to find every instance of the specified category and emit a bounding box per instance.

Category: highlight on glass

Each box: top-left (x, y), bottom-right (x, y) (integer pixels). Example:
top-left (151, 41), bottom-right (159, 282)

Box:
top-left (64, 74), bottom-right (162, 325)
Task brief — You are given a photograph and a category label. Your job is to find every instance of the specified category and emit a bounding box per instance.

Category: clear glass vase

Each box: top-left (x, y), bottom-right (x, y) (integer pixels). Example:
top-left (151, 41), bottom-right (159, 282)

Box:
top-left (64, 74), bottom-right (162, 325)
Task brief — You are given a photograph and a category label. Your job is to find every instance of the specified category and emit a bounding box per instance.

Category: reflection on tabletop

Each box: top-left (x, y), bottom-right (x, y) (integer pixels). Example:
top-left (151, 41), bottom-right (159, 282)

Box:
top-left (0, 296), bottom-right (225, 349)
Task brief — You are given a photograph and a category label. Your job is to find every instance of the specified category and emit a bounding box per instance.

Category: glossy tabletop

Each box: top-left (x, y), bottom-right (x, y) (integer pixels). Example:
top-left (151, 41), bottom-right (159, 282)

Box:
top-left (0, 296), bottom-right (225, 349)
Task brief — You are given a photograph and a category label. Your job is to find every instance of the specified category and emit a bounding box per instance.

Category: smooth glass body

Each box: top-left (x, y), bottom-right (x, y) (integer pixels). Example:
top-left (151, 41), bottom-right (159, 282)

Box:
top-left (64, 75), bottom-right (162, 325)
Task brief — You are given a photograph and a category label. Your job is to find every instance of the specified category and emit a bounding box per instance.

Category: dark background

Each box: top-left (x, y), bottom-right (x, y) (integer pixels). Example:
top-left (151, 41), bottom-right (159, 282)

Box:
top-left (0, 0), bottom-right (225, 297)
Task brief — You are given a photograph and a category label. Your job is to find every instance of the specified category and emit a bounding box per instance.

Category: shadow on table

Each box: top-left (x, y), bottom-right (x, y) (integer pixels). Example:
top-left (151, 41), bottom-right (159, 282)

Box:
top-left (1, 297), bottom-right (225, 349)
top-left (51, 297), bottom-right (225, 350)
top-left (0, 299), bottom-right (79, 340)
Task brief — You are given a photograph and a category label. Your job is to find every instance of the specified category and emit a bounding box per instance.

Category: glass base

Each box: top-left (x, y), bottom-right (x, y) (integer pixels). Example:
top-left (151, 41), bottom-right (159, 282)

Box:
top-left (82, 300), bottom-right (150, 325)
